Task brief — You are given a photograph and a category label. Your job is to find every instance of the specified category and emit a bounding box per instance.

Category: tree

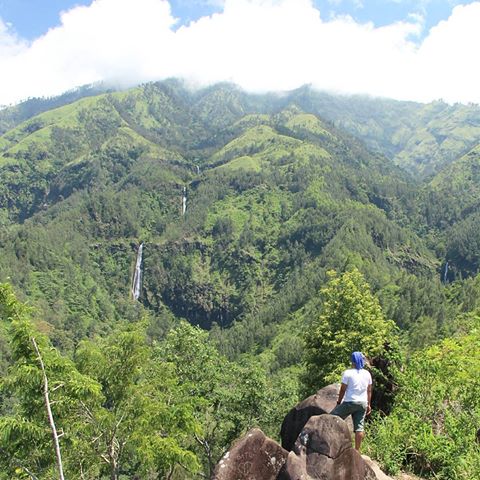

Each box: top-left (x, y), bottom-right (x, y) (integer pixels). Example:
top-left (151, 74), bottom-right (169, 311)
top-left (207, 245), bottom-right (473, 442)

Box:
top-left (0, 283), bottom-right (103, 479)
top-left (302, 269), bottom-right (398, 397)
top-left (368, 313), bottom-right (480, 479)
top-left (74, 322), bottom-right (200, 480)
top-left (162, 322), bottom-right (272, 478)
top-left (0, 285), bottom-right (200, 479)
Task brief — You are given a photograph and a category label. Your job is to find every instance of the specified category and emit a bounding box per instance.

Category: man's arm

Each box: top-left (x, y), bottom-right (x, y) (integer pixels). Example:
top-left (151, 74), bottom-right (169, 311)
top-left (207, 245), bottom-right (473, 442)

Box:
top-left (366, 384), bottom-right (372, 415)
top-left (337, 383), bottom-right (347, 405)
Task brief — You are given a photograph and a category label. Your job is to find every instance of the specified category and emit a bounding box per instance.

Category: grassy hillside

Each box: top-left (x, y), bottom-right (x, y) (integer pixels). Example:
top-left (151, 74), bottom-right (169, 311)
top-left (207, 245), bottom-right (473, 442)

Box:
top-left (284, 87), bottom-right (480, 177)
top-left (0, 80), bottom-right (477, 349)
top-left (0, 83), bottom-right (112, 135)
top-left (1, 81), bottom-right (480, 480)
top-left (0, 80), bottom-right (451, 355)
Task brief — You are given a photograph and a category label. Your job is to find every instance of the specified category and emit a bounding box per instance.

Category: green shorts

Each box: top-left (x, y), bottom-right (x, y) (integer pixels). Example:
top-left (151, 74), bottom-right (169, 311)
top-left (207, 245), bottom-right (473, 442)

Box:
top-left (330, 401), bottom-right (368, 432)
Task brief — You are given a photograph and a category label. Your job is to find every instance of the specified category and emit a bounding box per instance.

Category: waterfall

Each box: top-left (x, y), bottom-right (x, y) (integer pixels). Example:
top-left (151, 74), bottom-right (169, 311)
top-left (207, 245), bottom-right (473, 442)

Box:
top-left (182, 187), bottom-right (187, 215)
top-left (196, 165), bottom-right (200, 175)
top-left (443, 261), bottom-right (449, 283)
top-left (132, 243), bottom-right (144, 300)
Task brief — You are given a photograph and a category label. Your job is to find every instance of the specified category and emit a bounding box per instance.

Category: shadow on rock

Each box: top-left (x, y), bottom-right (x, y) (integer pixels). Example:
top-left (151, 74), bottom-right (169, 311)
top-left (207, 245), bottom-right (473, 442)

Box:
top-left (280, 384), bottom-right (353, 451)
top-left (213, 385), bottom-right (391, 480)
top-left (278, 414), bottom-right (376, 480)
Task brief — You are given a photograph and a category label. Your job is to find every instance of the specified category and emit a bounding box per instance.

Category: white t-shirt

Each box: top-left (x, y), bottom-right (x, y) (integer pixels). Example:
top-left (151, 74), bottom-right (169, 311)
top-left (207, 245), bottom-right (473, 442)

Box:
top-left (341, 368), bottom-right (372, 403)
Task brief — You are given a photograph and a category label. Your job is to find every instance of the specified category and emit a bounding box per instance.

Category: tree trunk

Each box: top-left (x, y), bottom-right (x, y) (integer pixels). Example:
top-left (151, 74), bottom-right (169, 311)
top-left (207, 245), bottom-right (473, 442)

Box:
top-left (31, 337), bottom-right (65, 480)
top-left (109, 439), bottom-right (119, 480)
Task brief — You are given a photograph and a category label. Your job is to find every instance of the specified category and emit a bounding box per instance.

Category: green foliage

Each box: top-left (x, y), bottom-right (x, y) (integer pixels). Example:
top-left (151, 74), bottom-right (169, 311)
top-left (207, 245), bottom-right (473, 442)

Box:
top-left (0, 283), bottom-right (103, 479)
top-left (0, 80), bottom-right (449, 351)
top-left (0, 285), bottom-right (202, 479)
top-left (302, 269), bottom-right (398, 392)
top-left (2, 80), bottom-right (480, 479)
top-left (75, 322), bottom-right (200, 479)
top-left (162, 322), bottom-right (275, 476)
top-left (368, 314), bottom-right (480, 479)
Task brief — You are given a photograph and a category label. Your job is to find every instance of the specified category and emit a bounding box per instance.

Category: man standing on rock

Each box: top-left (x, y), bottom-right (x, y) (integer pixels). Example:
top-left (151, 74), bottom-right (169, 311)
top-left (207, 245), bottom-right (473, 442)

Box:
top-left (330, 351), bottom-right (372, 452)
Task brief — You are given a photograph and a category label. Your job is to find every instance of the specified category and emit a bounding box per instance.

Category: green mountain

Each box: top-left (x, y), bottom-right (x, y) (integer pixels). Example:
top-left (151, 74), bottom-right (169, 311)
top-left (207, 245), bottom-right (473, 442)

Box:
top-left (1, 80), bottom-right (480, 480)
top-left (0, 83), bottom-right (113, 136)
top-left (0, 81), bottom-right (444, 349)
top-left (286, 87), bottom-right (480, 177)
top-left (1, 80), bottom-right (478, 351)
top-left (5, 82), bottom-right (480, 179)
top-left (419, 142), bottom-right (480, 279)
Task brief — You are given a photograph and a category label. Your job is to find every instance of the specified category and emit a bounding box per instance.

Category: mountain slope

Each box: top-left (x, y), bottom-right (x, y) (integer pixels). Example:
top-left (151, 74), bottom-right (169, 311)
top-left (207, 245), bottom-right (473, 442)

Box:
top-left (2, 81), bottom-right (480, 480)
top-left (0, 83), bottom-right (112, 135)
top-left (285, 87), bottom-right (480, 177)
top-left (0, 82), bottom-right (442, 352)
top-left (422, 143), bottom-right (480, 278)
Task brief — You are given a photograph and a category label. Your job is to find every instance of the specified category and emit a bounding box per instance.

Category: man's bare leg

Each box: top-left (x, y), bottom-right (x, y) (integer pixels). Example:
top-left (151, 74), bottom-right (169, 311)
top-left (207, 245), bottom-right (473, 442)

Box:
top-left (355, 431), bottom-right (365, 451)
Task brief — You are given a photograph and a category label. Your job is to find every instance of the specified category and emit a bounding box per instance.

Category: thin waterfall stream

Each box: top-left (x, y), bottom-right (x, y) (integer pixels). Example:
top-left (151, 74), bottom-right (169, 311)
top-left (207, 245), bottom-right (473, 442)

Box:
top-left (132, 185), bottom-right (188, 302)
top-left (131, 242), bottom-right (144, 300)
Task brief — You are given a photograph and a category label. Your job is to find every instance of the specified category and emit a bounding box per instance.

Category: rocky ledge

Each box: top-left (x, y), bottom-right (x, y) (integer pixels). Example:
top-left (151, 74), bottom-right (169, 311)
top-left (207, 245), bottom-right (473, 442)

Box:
top-left (213, 384), bottom-right (392, 480)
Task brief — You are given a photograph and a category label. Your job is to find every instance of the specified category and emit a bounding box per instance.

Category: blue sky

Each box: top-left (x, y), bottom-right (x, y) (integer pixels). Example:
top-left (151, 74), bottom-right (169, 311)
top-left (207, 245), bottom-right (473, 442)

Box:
top-left (0, 0), bottom-right (475, 40)
top-left (0, 0), bottom-right (479, 105)
top-left (0, 0), bottom-right (89, 39)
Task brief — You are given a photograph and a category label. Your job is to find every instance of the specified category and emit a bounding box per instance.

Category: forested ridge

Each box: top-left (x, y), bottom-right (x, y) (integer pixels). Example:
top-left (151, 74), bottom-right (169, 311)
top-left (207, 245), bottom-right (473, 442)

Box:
top-left (1, 80), bottom-right (479, 479)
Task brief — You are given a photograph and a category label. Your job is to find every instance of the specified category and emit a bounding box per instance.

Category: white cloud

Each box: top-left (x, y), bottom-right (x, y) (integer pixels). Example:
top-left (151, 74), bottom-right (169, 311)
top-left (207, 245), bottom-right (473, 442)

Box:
top-left (415, 2), bottom-right (480, 103)
top-left (0, 18), bottom-right (27, 57)
top-left (0, 0), bottom-right (479, 105)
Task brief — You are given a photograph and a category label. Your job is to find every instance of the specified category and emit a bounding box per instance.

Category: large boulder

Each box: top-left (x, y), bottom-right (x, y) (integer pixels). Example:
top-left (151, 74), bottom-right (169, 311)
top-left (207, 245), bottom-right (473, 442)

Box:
top-left (278, 414), bottom-right (376, 480)
top-left (280, 384), bottom-right (353, 451)
top-left (212, 428), bottom-right (288, 480)
top-left (362, 456), bottom-right (395, 480)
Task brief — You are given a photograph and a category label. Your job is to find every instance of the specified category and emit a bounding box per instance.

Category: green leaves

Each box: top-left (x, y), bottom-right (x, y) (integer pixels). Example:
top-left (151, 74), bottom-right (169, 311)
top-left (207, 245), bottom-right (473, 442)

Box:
top-left (368, 315), bottom-right (480, 479)
top-left (0, 285), bottom-right (103, 479)
top-left (0, 416), bottom-right (44, 447)
top-left (162, 322), bottom-right (279, 476)
top-left (0, 288), bottom-right (203, 479)
top-left (303, 268), bottom-right (397, 390)
top-left (2, 81), bottom-right (480, 478)
top-left (74, 322), bottom-right (201, 479)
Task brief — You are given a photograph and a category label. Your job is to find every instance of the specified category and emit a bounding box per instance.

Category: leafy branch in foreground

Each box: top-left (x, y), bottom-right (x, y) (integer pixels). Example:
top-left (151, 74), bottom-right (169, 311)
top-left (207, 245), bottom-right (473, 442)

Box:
top-left (0, 283), bottom-right (103, 479)
top-left (0, 285), bottom-right (202, 479)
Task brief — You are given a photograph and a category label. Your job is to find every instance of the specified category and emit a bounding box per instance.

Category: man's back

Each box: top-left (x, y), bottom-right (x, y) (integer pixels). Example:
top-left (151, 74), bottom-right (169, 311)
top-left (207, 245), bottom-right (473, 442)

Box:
top-left (341, 368), bottom-right (372, 403)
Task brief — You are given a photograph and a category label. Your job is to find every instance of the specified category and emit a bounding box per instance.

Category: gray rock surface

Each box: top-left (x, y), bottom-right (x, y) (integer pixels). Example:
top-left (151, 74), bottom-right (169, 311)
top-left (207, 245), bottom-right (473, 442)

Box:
top-left (362, 455), bottom-right (394, 480)
top-left (212, 386), bottom-right (397, 480)
top-left (280, 384), bottom-right (353, 451)
top-left (212, 428), bottom-right (288, 480)
top-left (278, 415), bottom-right (376, 480)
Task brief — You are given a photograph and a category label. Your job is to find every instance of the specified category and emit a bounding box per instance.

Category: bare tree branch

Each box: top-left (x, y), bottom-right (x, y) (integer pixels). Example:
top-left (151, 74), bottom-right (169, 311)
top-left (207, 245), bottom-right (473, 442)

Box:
top-left (31, 336), bottom-right (65, 480)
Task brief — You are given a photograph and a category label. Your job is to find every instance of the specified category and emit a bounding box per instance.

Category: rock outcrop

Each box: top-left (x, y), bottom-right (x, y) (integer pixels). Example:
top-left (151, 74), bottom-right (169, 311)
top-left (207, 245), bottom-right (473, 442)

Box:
top-left (362, 456), bottom-right (394, 480)
top-left (278, 414), bottom-right (376, 480)
top-left (280, 384), bottom-right (353, 451)
top-left (213, 385), bottom-right (393, 480)
top-left (212, 428), bottom-right (288, 480)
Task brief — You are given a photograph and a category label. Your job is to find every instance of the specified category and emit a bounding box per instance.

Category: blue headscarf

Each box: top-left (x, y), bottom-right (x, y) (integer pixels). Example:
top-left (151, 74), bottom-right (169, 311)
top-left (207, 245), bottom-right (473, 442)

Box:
top-left (351, 351), bottom-right (364, 370)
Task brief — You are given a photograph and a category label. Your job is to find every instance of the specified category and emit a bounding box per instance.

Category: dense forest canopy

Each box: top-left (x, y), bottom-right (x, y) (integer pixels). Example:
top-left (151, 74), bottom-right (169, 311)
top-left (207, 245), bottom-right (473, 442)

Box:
top-left (1, 80), bottom-right (480, 479)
